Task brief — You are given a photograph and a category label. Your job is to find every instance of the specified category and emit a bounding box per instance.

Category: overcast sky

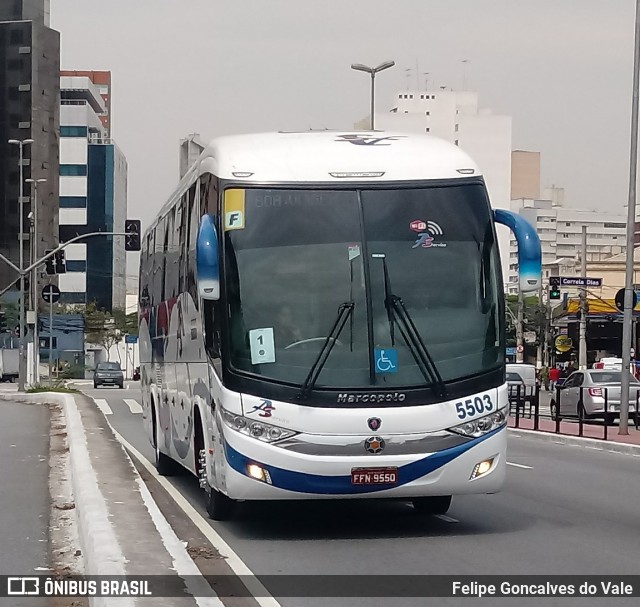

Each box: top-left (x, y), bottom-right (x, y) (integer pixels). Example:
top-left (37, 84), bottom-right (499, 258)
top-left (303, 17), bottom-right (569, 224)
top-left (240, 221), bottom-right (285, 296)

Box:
top-left (51, 0), bottom-right (637, 229)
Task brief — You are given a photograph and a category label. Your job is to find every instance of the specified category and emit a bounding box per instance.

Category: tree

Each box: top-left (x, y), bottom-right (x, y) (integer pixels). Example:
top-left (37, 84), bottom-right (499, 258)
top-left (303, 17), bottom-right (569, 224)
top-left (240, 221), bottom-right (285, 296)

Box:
top-left (83, 303), bottom-right (122, 361)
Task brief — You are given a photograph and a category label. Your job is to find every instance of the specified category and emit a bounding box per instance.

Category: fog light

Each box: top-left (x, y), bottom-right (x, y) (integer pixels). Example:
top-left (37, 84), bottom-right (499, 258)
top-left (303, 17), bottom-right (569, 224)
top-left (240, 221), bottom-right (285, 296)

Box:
top-left (470, 458), bottom-right (494, 480)
top-left (247, 463), bottom-right (266, 481)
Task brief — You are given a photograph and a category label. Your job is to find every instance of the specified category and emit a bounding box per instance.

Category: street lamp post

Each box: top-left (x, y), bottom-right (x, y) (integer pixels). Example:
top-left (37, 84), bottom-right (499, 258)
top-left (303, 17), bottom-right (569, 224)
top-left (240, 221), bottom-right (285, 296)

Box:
top-left (26, 177), bottom-right (46, 385)
top-left (620, 0), bottom-right (640, 435)
top-left (350, 61), bottom-right (395, 130)
top-left (8, 138), bottom-right (34, 391)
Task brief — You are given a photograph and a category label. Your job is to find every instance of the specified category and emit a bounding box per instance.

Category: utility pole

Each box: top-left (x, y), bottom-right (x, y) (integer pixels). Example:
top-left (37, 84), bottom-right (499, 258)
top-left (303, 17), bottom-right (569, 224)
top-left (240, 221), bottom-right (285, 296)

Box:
top-left (620, 0), bottom-right (640, 435)
top-left (516, 287), bottom-right (524, 363)
top-left (579, 225), bottom-right (588, 369)
top-left (26, 178), bottom-right (46, 386)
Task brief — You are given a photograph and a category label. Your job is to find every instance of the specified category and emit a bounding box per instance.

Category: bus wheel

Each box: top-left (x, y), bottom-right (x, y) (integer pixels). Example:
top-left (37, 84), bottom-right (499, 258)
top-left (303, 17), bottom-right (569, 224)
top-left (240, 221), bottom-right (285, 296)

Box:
top-left (152, 406), bottom-right (176, 476)
top-left (412, 495), bottom-right (452, 515)
top-left (205, 484), bottom-right (236, 521)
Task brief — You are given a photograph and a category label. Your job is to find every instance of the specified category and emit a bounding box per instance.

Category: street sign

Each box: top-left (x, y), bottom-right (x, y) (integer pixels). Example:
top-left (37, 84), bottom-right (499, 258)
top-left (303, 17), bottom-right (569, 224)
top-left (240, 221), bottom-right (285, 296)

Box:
top-left (523, 331), bottom-right (537, 344)
top-left (559, 277), bottom-right (602, 287)
top-left (516, 345), bottom-right (524, 353)
top-left (125, 334), bottom-right (138, 344)
top-left (614, 288), bottom-right (638, 312)
top-left (42, 284), bottom-right (60, 304)
top-left (506, 347), bottom-right (516, 356)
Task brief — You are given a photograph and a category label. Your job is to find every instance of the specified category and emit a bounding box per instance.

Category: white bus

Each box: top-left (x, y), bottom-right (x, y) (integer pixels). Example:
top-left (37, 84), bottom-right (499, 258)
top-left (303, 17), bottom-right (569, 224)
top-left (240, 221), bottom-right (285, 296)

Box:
top-left (138, 131), bottom-right (541, 520)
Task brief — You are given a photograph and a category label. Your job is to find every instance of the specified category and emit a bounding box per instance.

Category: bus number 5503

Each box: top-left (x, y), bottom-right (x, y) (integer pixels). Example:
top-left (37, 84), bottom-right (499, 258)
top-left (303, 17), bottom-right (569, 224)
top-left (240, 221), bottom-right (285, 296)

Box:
top-left (455, 395), bottom-right (493, 420)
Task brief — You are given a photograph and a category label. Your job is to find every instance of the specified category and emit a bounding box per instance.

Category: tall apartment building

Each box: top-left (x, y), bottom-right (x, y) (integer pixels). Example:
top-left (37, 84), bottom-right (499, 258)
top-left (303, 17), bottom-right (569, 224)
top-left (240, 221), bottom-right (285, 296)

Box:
top-left (58, 73), bottom-right (127, 312)
top-left (374, 89), bottom-right (513, 279)
top-left (0, 0), bottom-right (59, 299)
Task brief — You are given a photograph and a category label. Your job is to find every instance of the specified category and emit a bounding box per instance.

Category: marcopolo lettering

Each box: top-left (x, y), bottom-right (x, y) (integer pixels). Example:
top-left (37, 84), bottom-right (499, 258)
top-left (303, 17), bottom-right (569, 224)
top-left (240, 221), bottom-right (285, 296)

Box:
top-left (337, 393), bottom-right (406, 404)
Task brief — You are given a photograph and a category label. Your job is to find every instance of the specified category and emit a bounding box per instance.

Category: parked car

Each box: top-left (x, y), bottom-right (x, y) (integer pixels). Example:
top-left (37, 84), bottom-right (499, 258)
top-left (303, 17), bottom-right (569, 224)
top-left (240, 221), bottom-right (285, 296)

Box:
top-left (506, 370), bottom-right (525, 395)
top-left (506, 363), bottom-right (538, 407)
top-left (93, 361), bottom-right (124, 389)
top-left (550, 369), bottom-right (640, 424)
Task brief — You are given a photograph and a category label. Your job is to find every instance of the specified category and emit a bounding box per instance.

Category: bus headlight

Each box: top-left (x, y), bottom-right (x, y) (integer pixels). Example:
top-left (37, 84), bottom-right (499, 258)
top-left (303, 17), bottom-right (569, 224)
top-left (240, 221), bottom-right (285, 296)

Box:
top-left (448, 408), bottom-right (507, 438)
top-left (221, 410), bottom-right (298, 443)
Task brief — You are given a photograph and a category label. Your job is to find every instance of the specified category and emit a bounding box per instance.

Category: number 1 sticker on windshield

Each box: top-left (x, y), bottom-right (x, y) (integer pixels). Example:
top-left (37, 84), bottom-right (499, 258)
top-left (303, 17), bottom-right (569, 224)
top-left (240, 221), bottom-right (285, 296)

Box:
top-left (249, 328), bottom-right (276, 364)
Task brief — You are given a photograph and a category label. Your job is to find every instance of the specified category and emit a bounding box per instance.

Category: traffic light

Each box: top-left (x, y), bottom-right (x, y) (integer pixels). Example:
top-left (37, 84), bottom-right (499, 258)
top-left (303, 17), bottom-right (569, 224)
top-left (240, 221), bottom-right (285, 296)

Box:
top-left (55, 249), bottom-right (66, 274)
top-left (125, 219), bottom-right (141, 251)
top-left (549, 276), bottom-right (561, 300)
top-left (45, 250), bottom-right (55, 275)
top-left (0, 312), bottom-right (6, 333)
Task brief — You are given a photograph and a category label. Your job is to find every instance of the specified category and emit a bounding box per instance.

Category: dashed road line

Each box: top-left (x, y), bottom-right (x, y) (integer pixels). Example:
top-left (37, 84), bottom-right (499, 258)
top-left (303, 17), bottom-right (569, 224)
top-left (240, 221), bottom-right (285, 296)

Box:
top-left (124, 398), bottom-right (143, 414)
top-left (94, 398), bottom-right (113, 416)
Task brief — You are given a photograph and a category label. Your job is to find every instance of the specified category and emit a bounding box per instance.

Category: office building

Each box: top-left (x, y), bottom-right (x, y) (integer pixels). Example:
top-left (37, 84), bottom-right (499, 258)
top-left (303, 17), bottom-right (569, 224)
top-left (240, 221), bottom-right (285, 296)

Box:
top-left (58, 73), bottom-right (127, 311)
top-left (0, 0), bottom-right (59, 299)
top-left (508, 197), bottom-right (626, 292)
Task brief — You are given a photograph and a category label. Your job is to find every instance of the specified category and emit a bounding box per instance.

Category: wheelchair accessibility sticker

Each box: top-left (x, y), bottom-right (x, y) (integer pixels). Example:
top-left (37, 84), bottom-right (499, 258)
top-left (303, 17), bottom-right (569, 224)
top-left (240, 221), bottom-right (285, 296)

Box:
top-left (374, 348), bottom-right (398, 374)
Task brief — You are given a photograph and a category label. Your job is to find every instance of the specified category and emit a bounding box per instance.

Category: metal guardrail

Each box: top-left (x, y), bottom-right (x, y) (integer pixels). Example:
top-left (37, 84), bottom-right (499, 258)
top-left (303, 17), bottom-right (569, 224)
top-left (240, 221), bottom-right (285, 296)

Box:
top-left (509, 384), bottom-right (640, 439)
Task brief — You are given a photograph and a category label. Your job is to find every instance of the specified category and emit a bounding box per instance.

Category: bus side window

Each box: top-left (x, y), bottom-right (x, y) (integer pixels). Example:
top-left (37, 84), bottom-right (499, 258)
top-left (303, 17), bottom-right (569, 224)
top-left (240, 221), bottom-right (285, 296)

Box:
top-left (186, 183), bottom-right (199, 308)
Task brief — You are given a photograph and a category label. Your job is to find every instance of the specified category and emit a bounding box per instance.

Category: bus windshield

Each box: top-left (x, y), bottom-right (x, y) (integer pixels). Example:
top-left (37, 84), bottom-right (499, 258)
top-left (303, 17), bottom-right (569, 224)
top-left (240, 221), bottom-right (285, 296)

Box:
top-left (223, 183), bottom-right (503, 391)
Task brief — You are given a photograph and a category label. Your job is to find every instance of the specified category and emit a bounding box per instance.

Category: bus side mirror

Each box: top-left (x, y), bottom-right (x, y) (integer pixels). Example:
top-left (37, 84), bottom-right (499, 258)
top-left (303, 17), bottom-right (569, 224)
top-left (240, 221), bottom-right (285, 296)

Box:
top-left (493, 209), bottom-right (541, 293)
top-left (196, 214), bottom-right (220, 301)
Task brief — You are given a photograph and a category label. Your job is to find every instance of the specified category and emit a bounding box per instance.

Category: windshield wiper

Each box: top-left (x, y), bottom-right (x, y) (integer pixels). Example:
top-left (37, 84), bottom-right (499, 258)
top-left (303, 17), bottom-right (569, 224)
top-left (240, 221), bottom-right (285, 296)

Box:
top-left (374, 254), bottom-right (446, 397)
top-left (297, 302), bottom-right (355, 400)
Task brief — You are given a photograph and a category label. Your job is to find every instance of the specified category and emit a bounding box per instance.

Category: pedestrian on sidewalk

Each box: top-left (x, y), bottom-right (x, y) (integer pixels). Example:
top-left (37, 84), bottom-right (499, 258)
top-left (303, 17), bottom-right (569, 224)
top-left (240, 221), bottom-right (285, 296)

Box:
top-left (549, 366), bottom-right (560, 391)
top-left (539, 366), bottom-right (550, 391)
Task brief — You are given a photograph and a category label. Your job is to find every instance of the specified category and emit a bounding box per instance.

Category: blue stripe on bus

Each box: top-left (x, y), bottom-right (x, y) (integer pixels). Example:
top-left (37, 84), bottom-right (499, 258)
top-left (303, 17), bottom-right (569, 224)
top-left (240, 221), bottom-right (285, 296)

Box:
top-left (224, 427), bottom-right (502, 495)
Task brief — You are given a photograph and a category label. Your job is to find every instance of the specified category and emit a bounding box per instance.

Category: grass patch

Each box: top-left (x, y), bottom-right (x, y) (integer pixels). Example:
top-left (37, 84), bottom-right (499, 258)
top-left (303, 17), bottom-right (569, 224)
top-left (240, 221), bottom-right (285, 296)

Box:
top-left (27, 383), bottom-right (79, 394)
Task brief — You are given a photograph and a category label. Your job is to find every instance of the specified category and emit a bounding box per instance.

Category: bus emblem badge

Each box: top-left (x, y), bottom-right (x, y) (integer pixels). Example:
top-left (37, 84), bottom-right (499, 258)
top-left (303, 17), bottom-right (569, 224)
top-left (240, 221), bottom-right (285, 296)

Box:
top-left (367, 417), bottom-right (382, 431)
top-left (364, 437), bottom-right (385, 454)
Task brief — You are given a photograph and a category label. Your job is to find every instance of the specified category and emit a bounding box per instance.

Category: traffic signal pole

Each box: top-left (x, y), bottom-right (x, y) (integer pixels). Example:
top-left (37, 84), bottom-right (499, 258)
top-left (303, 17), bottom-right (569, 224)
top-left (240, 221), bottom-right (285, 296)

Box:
top-left (0, 229), bottom-right (137, 390)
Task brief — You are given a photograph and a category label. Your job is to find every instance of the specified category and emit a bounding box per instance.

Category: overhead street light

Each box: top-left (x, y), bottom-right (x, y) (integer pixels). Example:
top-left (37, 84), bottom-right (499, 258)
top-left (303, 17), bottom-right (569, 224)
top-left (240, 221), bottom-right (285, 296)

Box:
top-left (8, 138), bottom-right (34, 391)
top-left (350, 60), bottom-right (396, 130)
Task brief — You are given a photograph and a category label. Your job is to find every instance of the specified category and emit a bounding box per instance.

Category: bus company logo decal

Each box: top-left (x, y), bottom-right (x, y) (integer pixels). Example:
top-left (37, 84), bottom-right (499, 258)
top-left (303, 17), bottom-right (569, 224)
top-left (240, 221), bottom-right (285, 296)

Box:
top-left (410, 219), bottom-right (446, 249)
top-left (335, 134), bottom-right (405, 146)
top-left (249, 399), bottom-right (275, 418)
top-left (337, 392), bottom-right (406, 403)
top-left (367, 417), bottom-right (382, 431)
top-left (364, 436), bottom-right (385, 454)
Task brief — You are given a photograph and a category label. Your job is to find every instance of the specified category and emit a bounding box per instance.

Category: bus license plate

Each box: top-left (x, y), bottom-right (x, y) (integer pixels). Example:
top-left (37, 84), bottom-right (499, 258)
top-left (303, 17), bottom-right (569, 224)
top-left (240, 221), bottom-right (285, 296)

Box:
top-left (351, 467), bottom-right (398, 485)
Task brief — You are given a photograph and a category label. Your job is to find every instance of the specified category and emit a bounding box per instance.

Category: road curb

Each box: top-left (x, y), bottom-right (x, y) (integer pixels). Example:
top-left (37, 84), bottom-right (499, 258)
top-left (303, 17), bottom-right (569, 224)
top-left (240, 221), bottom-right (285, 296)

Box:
top-left (508, 427), bottom-right (640, 456)
top-left (0, 391), bottom-right (133, 607)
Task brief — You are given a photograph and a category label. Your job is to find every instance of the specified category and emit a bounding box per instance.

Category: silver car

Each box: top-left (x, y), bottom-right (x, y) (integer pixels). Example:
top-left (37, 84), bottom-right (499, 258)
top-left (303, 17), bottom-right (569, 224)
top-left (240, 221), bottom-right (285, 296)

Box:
top-left (551, 369), bottom-right (640, 424)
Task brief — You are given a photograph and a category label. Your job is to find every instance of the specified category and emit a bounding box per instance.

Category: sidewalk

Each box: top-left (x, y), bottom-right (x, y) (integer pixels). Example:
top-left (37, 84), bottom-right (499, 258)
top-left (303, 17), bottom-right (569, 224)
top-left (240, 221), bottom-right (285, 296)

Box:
top-left (0, 389), bottom-right (221, 607)
top-left (508, 414), bottom-right (640, 454)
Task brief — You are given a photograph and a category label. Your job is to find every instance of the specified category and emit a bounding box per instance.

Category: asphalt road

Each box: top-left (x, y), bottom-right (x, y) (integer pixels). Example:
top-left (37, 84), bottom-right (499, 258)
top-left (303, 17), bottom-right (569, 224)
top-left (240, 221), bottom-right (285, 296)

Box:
top-left (0, 400), bottom-right (50, 603)
top-left (80, 383), bottom-right (640, 606)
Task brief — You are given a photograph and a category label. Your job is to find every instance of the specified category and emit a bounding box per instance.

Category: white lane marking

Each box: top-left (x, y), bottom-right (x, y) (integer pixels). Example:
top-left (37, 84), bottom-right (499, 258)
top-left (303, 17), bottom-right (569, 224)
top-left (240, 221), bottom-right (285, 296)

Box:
top-left (112, 430), bottom-right (282, 607)
top-left (434, 514), bottom-right (458, 523)
top-left (94, 398), bottom-right (113, 416)
top-left (135, 476), bottom-right (224, 607)
top-left (123, 399), bottom-right (143, 414)
top-left (507, 461), bottom-right (533, 469)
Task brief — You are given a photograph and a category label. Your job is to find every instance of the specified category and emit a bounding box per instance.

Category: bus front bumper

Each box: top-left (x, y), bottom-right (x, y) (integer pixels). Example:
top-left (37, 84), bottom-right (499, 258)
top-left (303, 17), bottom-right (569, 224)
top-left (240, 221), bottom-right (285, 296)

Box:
top-left (220, 427), bottom-right (506, 500)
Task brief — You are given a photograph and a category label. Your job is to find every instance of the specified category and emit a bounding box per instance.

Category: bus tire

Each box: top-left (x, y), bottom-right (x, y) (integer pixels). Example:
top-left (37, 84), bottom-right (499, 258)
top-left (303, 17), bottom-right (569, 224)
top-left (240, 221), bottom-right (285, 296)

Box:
top-left (205, 485), bottom-right (236, 521)
top-left (412, 495), bottom-right (452, 515)
top-left (152, 404), bottom-right (176, 476)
